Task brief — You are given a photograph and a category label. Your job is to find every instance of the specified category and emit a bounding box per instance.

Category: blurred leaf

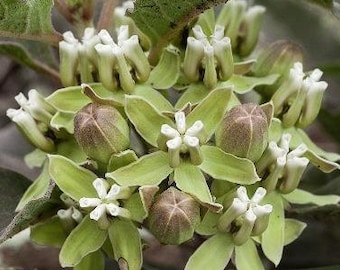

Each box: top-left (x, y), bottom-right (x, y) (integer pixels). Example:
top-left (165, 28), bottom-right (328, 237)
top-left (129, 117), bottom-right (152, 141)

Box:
top-left (129, 0), bottom-right (228, 64)
top-left (320, 62), bottom-right (340, 76)
top-left (0, 0), bottom-right (61, 44)
top-left (318, 109), bottom-right (340, 145)
top-left (0, 181), bottom-right (59, 244)
top-left (0, 167), bottom-right (31, 231)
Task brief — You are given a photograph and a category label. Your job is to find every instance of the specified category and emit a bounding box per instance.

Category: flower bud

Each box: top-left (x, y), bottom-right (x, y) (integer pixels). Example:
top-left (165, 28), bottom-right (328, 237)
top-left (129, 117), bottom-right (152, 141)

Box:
top-left (148, 187), bottom-right (201, 245)
top-left (74, 103), bottom-right (129, 164)
top-left (215, 103), bottom-right (269, 162)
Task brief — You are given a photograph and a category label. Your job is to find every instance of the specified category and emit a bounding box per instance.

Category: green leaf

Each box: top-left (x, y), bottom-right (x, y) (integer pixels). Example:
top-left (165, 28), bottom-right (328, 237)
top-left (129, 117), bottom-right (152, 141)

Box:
top-left (147, 45), bottom-right (181, 89)
top-left (107, 150), bottom-right (139, 172)
top-left (0, 41), bottom-right (59, 78)
top-left (186, 88), bottom-right (231, 140)
top-left (283, 218), bottom-right (306, 246)
top-left (48, 155), bottom-right (97, 201)
top-left (74, 250), bottom-right (105, 270)
top-left (199, 145), bottom-right (260, 184)
top-left (125, 95), bottom-right (174, 147)
top-left (0, 0), bottom-right (61, 44)
top-left (129, 0), bottom-right (229, 64)
top-left (50, 111), bottom-right (75, 133)
top-left (235, 239), bottom-right (264, 270)
top-left (0, 182), bottom-right (59, 244)
top-left (59, 215), bottom-right (107, 267)
top-left (30, 216), bottom-right (68, 248)
top-left (106, 151), bottom-right (173, 186)
top-left (16, 162), bottom-right (50, 211)
top-left (184, 233), bottom-right (234, 270)
top-left (261, 191), bottom-right (285, 267)
top-left (174, 162), bottom-right (222, 212)
top-left (283, 188), bottom-right (340, 206)
top-left (0, 167), bottom-right (31, 231)
top-left (108, 219), bottom-right (142, 270)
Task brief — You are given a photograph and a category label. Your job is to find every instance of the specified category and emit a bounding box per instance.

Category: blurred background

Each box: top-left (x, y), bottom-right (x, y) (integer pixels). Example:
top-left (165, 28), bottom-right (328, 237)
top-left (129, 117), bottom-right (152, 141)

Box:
top-left (0, 0), bottom-right (340, 269)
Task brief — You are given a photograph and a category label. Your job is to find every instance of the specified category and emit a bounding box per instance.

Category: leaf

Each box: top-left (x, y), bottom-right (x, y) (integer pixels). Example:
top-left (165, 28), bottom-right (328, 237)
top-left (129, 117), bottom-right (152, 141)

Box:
top-left (0, 41), bottom-right (59, 79)
top-left (59, 215), bottom-right (108, 267)
top-left (261, 191), bottom-right (285, 266)
top-left (125, 95), bottom-right (174, 147)
top-left (0, 0), bottom-right (61, 44)
top-left (235, 239), bottom-right (264, 270)
top-left (283, 188), bottom-right (340, 206)
top-left (186, 88), bottom-right (231, 140)
top-left (283, 218), bottom-right (306, 246)
top-left (108, 219), bottom-right (142, 270)
top-left (106, 151), bottom-right (173, 187)
top-left (30, 216), bottom-right (68, 248)
top-left (199, 145), bottom-right (260, 185)
top-left (184, 233), bottom-right (234, 270)
top-left (74, 250), bottom-right (105, 270)
top-left (129, 0), bottom-right (229, 64)
top-left (174, 162), bottom-right (222, 212)
top-left (48, 155), bottom-right (97, 201)
top-left (0, 182), bottom-right (59, 244)
top-left (0, 167), bottom-right (31, 231)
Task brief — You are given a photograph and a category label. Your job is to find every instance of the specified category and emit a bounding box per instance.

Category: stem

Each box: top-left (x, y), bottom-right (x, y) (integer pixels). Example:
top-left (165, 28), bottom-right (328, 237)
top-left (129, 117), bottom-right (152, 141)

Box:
top-left (0, 31), bottom-right (62, 47)
top-left (97, 0), bottom-right (118, 31)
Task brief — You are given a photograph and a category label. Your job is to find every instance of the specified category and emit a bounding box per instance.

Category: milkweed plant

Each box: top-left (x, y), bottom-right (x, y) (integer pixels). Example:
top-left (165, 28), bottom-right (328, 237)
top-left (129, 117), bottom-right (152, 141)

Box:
top-left (1, 0), bottom-right (340, 269)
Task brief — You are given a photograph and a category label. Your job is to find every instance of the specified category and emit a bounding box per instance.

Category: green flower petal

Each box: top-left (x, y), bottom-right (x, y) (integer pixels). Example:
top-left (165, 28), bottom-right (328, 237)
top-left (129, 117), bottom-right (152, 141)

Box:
top-left (106, 151), bottom-right (173, 187)
top-left (107, 150), bottom-right (138, 172)
top-left (199, 145), bottom-right (260, 184)
top-left (50, 111), bottom-right (75, 133)
top-left (283, 188), bottom-right (340, 206)
top-left (48, 155), bottom-right (97, 200)
top-left (108, 219), bottom-right (142, 270)
top-left (74, 250), bottom-right (105, 270)
top-left (59, 215), bottom-right (107, 267)
top-left (235, 239), bottom-right (264, 270)
top-left (184, 233), bottom-right (234, 270)
top-left (284, 218), bottom-right (306, 246)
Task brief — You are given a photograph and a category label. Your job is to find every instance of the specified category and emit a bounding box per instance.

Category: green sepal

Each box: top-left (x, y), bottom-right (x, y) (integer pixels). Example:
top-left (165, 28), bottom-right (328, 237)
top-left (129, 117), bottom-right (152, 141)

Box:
top-left (16, 162), bottom-right (50, 211)
top-left (24, 148), bottom-right (47, 169)
top-left (186, 88), bottom-right (231, 140)
top-left (108, 219), bottom-right (142, 270)
top-left (74, 250), bottom-right (105, 270)
top-left (261, 191), bottom-right (285, 267)
top-left (147, 45), bottom-right (180, 90)
top-left (48, 155), bottom-right (97, 200)
top-left (303, 149), bottom-right (340, 173)
top-left (283, 218), bottom-right (306, 246)
top-left (199, 145), bottom-right (260, 185)
top-left (196, 8), bottom-right (215, 36)
top-left (174, 162), bottom-right (222, 212)
top-left (234, 59), bottom-right (256, 75)
top-left (107, 149), bottom-right (138, 172)
top-left (50, 111), bottom-right (75, 133)
top-left (125, 95), bottom-right (173, 147)
top-left (235, 239), bottom-right (264, 270)
top-left (283, 188), bottom-right (340, 206)
top-left (59, 215), bottom-right (108, 267)
top-left (184, 233), bottom-right (234, 270)
top-left (106, 151), bottom-right (173, 187)
top-left (195, 210), bottom-right (220, 236)
top-left (30, 216), bottom-right (68, 248)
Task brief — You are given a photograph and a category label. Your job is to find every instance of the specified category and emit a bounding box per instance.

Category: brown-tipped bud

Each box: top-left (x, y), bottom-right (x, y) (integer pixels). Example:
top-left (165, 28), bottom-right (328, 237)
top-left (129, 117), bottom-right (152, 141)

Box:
top-left (74, 103), bottom-right (129, 164)
top-left (215, 103), bottom-right (269, 162)
top-left (148, 187), bottom-right (201, 245)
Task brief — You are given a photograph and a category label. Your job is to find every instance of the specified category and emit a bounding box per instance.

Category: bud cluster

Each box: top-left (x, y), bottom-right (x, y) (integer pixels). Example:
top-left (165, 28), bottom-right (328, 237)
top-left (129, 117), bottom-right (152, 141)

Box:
top-left (218, 186), bottom-right (272, 245)
top-left (79, 178), bottom-right (132, 229)
top-left (59, 25), bottom-right (150, 93)
top-left (256, 133), bottom-right (309, 194)
top-left (6, 90), bottom-right (56, 152)
top-left (272, 62), bottom-right (328, 128)
top-left (157, 111), bottom-right (207, 168)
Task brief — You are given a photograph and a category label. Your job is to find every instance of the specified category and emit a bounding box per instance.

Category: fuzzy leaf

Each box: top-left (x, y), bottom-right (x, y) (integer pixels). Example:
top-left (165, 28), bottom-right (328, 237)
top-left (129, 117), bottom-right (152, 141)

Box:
top-left (48, 155), bottom-right (97, 201)
top-left (0, 0), bottom-right (60, 44)
top-left (108, 219), bottom-right (142, 270)
top-left (125, 95), bottom-right (173, 147)
top-left (283, 188), bottom-right (340, 206)
top-left (106, 151), bottom-right (173, 187)
top-left (199, 145), bottom-right (260, 184)
top-left (185, 233), bottom-right (234, 270)
top-left (283, 218), bottom-right (306, 246)
top-left (261, 191), bottom-right (285, 266)
top-left (59, 215), bottom-right (107, 267)
top-left (235, 239), bottom-right (264, 270)
top-left (174, 162), bottom-right (222, 212)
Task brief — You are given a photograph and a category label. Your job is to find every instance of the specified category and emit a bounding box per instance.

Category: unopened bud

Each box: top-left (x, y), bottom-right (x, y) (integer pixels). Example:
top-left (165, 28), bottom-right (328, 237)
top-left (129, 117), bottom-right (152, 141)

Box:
top-left (148, 187), bottom-right (200, 245)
